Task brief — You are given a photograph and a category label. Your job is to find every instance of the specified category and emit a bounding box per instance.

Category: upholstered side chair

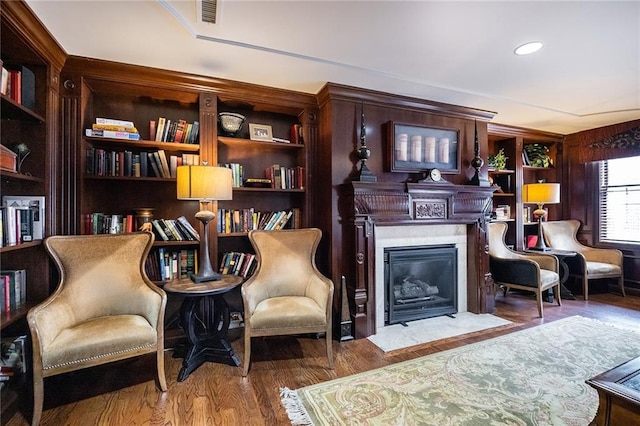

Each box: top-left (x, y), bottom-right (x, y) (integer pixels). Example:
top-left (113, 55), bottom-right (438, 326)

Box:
top-left (489, 222), bottom-right (561, 318)
top-left (241, 228), bottom-right (334, 377)
top-left (541, 219), bottom-right (625, 300)
top-left (28, 232), bottom-right (167, 426)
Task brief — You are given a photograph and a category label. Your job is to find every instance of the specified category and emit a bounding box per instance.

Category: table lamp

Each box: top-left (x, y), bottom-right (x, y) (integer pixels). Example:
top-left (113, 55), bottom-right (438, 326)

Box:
top-left (177, 165), bottom-right (232, 282)
top-left (523, 182), bottom-right (560, 251)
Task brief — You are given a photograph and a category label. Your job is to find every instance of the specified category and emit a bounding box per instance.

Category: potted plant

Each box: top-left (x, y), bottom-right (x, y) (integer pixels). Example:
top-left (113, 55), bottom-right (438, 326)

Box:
top-left (488, 148), bottom-right (508, 170)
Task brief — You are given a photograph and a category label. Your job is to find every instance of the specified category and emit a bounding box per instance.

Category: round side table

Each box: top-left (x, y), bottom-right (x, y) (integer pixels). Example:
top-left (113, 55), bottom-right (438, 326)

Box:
top-left (164, 275), bottom-right (243, 382)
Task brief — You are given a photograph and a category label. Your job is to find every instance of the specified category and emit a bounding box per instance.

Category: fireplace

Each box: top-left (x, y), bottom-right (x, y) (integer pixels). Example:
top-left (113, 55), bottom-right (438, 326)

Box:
top-left (345, 181), bottom-right (495, 339)
top-left (385, 245), bottom-right (457, 325)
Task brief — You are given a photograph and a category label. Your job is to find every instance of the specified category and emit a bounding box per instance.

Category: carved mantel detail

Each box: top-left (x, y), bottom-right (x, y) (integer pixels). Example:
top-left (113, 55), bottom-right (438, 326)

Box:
top-left (345, 181), bottom-right (496, 339)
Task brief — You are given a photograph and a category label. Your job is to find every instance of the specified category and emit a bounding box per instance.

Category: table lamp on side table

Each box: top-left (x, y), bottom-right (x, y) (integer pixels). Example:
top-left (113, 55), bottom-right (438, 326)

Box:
top-left (177, 165), bottom-right (232, 282)
top-left (523, 182), bottom-right (560, 251)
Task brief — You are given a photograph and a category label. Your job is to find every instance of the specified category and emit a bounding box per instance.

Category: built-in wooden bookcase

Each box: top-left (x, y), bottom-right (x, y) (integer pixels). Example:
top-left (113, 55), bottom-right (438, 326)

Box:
top-left (488, 137), bottom-right (518, 247)
top-left (215, 99), bottom-right (313, 269)
top-left (487, 124), bottom-right (564, 250)
top-left (0, 1), bottom-right (65, 422)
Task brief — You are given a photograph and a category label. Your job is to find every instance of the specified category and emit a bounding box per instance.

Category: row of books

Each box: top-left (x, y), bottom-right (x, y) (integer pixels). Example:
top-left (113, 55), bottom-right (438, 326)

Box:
top-left (146, 247), bottom-right (198, 282)
top-left (1, 335), bottom-right (27, 389)
top-left (150, 217), bottom-right (200, 242)
top-left (1, 196), bottom-right (45, 247)
top-left (152, 117), bottom-right (199, 144)
top-left (219, 163), bottom-right (244, 188)
top-left (219, 251), bottom-right (257, 278)
top-left (0, 269), bottom-right (26, 314)
top-left (1, 62), bottom-right (35, 110)
top-left (86, 148), bottom-right (200, 178)
top-left (265, 164), bottom-right (305, 189)
top-left (217, 208), bottom-right (299, 234)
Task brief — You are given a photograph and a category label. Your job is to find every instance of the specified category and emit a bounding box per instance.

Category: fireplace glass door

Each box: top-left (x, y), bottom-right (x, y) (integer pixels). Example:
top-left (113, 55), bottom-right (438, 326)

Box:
top-left (385, 245), bottom-right (457, 325)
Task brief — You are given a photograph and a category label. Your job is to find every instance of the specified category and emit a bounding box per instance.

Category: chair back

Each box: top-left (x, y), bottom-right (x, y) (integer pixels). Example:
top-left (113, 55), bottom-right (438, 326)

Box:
top-left (488, 222), bottom-right (517, 259)
top-left (248, 228), bottom-right (322, 298)
top-left (43, 232), bottom-right (158, 327)
top-left (541, 220), bottom-right (582, 251)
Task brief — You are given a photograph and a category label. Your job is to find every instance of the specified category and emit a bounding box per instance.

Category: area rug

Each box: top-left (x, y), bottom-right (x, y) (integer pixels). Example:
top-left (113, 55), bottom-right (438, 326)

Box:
top-left (367, 312), bottom-right (513, 352)
top-left (281, 316), bottom-right (640, 426)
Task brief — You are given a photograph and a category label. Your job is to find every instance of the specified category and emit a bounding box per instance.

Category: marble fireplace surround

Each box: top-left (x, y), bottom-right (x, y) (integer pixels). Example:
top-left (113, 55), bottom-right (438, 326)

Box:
top-left (347, 181), bottom-right (495, 339)
top-left (375, 224), bottom-right (468, 331)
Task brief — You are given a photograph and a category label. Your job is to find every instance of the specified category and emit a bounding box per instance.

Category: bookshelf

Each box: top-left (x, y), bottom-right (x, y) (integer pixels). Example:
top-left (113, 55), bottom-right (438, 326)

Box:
top-left (487, 124), bottom-right (564, 251)
top-left (0, 1), bottom-right (66, 423)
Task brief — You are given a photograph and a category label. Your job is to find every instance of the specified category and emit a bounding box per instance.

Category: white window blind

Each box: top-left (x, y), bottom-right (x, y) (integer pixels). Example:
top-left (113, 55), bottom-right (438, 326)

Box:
top-left (599, 156), bottom-right (640, 244)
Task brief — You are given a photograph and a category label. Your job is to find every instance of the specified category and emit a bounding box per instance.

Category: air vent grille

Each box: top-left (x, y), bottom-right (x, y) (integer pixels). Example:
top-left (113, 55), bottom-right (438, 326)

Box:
top-left (201, 0), bottom-right (217, 24)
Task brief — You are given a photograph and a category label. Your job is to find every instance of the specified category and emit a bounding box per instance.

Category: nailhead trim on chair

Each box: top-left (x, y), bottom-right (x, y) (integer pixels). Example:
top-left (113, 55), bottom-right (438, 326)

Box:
top-left (43, 343), bottom-right (156, 370)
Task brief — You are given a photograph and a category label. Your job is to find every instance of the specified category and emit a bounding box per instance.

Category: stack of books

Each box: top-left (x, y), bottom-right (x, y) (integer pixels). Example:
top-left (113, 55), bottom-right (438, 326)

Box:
top-left (85, 117), bottom-right (140, 140)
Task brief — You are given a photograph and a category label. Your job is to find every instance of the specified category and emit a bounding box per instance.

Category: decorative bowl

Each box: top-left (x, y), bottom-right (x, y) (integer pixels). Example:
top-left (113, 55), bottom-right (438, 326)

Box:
top-left (218, 112), bottom-right (246, 136)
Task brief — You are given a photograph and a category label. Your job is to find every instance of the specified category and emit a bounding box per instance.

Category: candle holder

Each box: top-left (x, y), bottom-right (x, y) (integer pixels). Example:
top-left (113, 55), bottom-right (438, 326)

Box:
top-left (467, 121), bottom-right (490, 186)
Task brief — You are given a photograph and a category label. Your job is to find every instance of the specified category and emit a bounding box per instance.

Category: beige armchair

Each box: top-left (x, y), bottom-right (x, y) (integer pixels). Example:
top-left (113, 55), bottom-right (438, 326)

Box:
top-left (28, 232), bottom-right (167, 426)
top-left (489, 222), bottom-right (561, 317)
top-left (541, 220), bottom-right (625, 300)
top-left (241, 228), bottom-right (334, 377)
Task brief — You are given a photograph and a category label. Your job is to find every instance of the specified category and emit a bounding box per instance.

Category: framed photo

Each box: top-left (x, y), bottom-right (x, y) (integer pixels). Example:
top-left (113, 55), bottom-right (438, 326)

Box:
top-left (249, 123), bottom-right (273, 142)
top-left (386, 121), bottom-right (460, 173)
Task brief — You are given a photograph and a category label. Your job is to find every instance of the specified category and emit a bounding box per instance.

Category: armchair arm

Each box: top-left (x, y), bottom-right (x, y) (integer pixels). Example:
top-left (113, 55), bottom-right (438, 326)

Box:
top-left (580, 247), bottom-right (623, 267)
top-left (305, 273), bottom-right (334, 310)
top-left (490, 257), bottom-right (541, 287)
top-left (524, 253), bottom-right (559, 272)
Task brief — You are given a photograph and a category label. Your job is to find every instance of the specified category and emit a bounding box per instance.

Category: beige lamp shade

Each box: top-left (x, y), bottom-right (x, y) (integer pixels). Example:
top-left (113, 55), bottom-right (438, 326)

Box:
top-left (522, 183), bottom-right (560, 205)
top-left (176, 165), bottom-right (233, 201)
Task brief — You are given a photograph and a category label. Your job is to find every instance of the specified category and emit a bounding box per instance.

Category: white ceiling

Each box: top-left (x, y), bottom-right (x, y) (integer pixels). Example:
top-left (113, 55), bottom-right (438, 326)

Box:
top-left (26, 0), bottom-right (640, 134)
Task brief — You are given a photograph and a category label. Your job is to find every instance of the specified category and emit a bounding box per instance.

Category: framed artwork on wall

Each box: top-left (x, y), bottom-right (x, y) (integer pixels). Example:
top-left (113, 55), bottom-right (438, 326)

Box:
top-left (386, 121), bottom-right (459, 173)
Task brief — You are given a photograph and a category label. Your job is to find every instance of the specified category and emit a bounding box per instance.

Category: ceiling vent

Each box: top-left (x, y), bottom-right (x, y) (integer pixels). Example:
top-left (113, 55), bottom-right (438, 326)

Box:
top-left (199, 0), bottom-right (218, 24)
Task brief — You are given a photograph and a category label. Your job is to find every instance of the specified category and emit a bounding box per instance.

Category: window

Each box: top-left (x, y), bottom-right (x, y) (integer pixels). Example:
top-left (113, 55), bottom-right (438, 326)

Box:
top-left (599, 156), bottom-right (640, 244)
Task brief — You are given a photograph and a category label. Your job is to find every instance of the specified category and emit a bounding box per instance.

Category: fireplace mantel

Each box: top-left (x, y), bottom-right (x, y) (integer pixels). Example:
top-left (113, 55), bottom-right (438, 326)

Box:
top-left (345, 181), bottom-right (496, 339)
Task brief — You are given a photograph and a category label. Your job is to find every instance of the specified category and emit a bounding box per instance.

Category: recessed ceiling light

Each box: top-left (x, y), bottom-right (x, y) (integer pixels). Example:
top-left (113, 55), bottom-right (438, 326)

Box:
top-left (514, 41), bottom-right (543, 56)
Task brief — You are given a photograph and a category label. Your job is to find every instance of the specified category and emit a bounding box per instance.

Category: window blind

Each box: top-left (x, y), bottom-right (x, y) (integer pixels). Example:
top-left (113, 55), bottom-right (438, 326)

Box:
top-left (599, 156), bottom-right (640, 244)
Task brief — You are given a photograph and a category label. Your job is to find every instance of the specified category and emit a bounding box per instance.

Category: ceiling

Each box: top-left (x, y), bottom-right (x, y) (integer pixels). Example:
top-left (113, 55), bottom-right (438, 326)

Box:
top-left (26, 0), bottom-right (640, 135)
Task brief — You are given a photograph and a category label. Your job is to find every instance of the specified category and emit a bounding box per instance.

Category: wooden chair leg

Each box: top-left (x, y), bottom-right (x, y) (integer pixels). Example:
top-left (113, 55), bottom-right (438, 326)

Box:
top-left (583, 276), bottom-right (589, 301)
top-left (242, 332), bottom-right (251, 377)
top-left (555, 284), bottom-right (562, 306)
top-left (536, 290), bottom-right (544, 318)
top-left (620, 276), bottom-right (626, 297)
top-left (32, 374), bottom-right (44, 426)
top-left (325, 329), bottom-right (333, 369)
top-left (157, 349), bottom-right (167, 391)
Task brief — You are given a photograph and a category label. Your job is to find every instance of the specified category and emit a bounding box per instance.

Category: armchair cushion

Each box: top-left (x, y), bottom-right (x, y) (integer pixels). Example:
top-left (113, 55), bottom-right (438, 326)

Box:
top-left (251, 296), bottom-right (327, 330)
top-left (42, 314), bottom-right (157, 371)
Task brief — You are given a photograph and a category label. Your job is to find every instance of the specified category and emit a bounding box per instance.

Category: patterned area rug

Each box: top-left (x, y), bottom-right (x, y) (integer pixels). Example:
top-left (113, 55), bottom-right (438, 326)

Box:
top-left (281, 316), bottom-right (640, 425)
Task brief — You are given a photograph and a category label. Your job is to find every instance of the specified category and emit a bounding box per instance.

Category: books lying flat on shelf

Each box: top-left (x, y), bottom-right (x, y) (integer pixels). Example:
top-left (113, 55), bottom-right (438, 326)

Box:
top-left (86, 129), bottom-right (141, 140)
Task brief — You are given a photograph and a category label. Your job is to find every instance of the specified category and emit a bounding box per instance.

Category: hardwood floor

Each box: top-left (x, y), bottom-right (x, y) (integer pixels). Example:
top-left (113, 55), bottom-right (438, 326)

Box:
top-left (6, 289), bottom-right (640, 426)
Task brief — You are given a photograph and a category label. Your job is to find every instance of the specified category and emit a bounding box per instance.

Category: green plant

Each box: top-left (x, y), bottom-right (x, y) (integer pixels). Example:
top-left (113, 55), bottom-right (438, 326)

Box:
top-left (524, 144), bottom-right (553, 168)
top-left (488, 148), bottom-right (508, 170)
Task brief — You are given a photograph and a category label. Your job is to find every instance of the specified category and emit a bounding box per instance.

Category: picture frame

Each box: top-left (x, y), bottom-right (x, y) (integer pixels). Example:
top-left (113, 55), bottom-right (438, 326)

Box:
top-left (386, 121), bottom-right (460, 173)
top-left (249, 123), bottom-right (273, 142)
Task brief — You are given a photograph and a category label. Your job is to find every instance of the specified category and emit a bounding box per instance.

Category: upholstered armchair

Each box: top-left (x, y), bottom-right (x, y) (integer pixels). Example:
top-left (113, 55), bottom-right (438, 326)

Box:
top-left (28, 232), bottom-right (167, 426)
top-left (241, 228), bottom-right (334, 377)
top-left (489, 222), bottom-right (561, 318)
top-left (541, 220), bottom-right (625, 300)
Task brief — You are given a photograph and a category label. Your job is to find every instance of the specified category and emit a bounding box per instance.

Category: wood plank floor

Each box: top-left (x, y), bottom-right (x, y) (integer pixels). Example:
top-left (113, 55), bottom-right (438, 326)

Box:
top-left (6, 289), bottom-right (640, 426)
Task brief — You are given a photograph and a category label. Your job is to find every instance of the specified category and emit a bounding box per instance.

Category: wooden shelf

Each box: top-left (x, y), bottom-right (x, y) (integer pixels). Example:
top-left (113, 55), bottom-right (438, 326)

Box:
top-left (218, 136), bottom-right (304, 150)
top-left (0, 170), bottom-right (44, 183)
top-left (84, 137), bottom-right (200, 152)
top-left (0, 240), bottom-right (42, 253)
top-left (233, 187), bottom-right (304, 193)
top-left (0, 94), bottom-right (44, 122)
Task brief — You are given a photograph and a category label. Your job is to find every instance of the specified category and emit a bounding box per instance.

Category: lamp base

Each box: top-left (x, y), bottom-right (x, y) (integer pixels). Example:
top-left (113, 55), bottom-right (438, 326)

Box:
top-left (190, 271), bottom-right (222, 283)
